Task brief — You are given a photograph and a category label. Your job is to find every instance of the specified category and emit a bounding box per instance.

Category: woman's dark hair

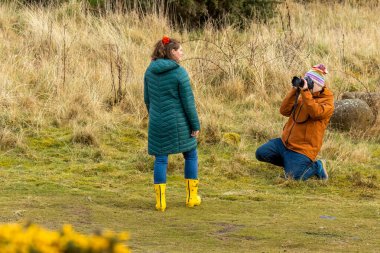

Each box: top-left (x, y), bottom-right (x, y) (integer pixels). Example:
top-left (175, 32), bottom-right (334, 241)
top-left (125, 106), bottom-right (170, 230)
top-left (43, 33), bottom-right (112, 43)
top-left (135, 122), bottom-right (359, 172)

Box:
top-left (151, 37), bottom-right (180, 61)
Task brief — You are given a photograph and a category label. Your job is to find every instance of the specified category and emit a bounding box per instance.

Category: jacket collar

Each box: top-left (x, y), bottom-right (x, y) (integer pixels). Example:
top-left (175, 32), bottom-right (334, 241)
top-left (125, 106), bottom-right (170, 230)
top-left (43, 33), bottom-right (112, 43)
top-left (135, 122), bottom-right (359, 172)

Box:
top-left (312, 87), bottom-right (332, 98)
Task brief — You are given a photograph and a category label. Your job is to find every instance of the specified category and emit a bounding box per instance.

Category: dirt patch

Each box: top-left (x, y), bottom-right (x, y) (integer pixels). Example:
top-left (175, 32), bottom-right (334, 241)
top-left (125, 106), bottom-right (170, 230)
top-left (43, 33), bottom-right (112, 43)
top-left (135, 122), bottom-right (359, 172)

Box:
top-left (304, 231), bottom-right (342, 238)
top-left (65, 205), bottom-right (92, 226)
top-left (213, 222), bottom-right (245, 235)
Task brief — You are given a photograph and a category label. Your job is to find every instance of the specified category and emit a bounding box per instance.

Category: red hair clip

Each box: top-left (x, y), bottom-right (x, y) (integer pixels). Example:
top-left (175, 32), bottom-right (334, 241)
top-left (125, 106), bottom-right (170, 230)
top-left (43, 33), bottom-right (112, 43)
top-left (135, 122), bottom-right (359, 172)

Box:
top-left (162, 36), bottom-right (170, 45)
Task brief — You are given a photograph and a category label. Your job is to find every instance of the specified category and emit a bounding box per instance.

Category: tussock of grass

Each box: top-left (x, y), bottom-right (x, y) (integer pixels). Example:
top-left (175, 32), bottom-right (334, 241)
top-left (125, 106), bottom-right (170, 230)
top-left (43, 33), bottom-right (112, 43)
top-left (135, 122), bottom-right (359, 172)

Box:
top-left (347, 171), bottom-right (378, 189)
top-left (198, 119), bottom-right (222, 145)
top-left (0, 128), bottom-right (22, 150)
top-left (72, 126), bottom-right (98, 146)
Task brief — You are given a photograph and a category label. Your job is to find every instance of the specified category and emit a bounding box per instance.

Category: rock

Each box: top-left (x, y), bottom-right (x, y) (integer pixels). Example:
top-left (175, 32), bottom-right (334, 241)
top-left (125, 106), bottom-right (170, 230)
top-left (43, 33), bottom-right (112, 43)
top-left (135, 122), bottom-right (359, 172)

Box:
top-left (341, 92), bottom-right (380, 135)
top-left (319, 215), bottom-right (336, 220)
top-left (342, 92), bottom-right (380, 115)
top-left (330, 99), bottom-right (375, 131)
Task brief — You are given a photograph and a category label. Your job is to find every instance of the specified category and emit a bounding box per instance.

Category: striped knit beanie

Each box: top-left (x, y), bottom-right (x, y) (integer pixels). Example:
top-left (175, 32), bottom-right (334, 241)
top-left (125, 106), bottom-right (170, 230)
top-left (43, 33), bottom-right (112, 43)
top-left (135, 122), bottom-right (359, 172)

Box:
top-left (304, 64), bottom-right (328, 87)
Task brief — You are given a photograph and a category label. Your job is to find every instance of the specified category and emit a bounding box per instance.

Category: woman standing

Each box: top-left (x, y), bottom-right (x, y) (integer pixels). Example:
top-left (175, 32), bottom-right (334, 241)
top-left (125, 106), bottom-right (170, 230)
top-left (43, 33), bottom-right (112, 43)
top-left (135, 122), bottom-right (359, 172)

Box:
top-left (144, 36), bottom-right (201, 211)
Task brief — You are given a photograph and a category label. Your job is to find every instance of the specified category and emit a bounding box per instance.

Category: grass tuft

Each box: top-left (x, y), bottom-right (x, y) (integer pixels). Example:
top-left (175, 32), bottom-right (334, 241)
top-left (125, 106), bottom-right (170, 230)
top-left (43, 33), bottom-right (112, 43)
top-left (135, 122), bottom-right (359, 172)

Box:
top-left (72, 126), bottom-right (98, 146)
top-left (0, 128), bottom-right (23, 150)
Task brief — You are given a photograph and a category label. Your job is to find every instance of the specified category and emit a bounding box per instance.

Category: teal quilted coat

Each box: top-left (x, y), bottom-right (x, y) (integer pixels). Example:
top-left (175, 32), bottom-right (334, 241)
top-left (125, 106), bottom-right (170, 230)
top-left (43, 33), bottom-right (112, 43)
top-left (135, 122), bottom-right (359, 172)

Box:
top-left (144, 59), bottom-right (200, 156)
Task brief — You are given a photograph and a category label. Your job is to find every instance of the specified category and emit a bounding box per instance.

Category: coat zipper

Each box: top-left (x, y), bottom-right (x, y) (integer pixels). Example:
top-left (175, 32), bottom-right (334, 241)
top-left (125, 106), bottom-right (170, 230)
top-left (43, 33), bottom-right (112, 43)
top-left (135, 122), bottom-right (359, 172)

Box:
top-left (285, 104), bottom-right (303, 146)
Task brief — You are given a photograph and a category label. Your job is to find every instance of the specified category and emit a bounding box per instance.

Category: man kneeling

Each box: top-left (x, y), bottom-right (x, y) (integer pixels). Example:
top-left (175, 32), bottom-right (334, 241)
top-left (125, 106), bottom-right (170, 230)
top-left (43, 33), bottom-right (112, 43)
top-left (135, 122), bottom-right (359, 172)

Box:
top-left (256, 64), bottom-right (334, 180)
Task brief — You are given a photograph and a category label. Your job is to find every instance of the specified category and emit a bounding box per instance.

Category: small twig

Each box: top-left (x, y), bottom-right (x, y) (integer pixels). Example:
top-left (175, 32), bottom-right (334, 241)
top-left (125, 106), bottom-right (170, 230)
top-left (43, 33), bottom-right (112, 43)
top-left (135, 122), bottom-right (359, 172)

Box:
top-left (330, 68), bottom-right (370, 93)
top-left (258, 55), bottom-right (287, 68)
top-left (62, 24), bottom-right (67, 88)
top-left (115, 46), bottom-right (123, 103)
top-left (285, 1), bottom-right (292, 36)
top-left (48, 19), bottom-right (53, 55)
top-left (181, 57), bottom-right (229, 76)
top-left (182, 38), bottom-right (231, 63)
top-left (108, 44), bottom-right (116, 105)
top-left (341, 33), bottom-right (345, 68)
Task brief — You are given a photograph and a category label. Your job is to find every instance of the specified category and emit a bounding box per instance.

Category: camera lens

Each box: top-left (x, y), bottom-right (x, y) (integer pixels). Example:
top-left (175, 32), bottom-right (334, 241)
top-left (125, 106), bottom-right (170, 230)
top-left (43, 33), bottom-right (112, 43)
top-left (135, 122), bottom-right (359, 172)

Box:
top-left (292, 76), bottom-right (302, 88)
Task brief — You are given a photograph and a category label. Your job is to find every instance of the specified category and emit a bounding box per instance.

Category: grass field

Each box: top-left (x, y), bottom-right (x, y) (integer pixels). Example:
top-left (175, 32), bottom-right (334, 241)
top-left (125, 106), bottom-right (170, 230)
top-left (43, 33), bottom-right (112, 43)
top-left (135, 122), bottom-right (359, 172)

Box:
top-left (0, 1), bottom-right (379, 252)
top-left (1, 122), bottom-right (379, 252)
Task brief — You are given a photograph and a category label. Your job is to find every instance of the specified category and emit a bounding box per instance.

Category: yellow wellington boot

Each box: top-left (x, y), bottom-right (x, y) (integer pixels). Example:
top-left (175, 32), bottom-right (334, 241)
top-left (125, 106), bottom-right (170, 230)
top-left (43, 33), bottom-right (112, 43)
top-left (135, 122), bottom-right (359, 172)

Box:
top-left (186, 179), bottom-right (201, 207)
top-left (154, 184), bottom-right (166, 212)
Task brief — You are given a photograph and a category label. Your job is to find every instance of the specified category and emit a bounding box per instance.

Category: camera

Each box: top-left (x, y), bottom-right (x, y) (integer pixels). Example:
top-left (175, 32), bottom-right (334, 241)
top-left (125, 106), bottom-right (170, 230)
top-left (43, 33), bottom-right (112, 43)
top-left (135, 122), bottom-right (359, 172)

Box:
top-left (291, 76), bottom-right (314, 90)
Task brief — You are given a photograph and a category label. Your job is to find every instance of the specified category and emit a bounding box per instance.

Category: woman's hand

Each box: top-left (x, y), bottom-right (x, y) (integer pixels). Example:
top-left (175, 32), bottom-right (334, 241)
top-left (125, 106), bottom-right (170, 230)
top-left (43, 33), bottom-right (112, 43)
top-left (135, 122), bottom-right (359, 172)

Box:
top-left (191, 130), bottom-right (199, 138)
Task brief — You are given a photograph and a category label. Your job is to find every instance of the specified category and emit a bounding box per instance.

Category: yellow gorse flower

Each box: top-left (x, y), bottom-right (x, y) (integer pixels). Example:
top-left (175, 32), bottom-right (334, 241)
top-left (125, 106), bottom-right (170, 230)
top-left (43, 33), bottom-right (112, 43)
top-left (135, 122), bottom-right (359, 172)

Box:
top-left (0, 223), bottom-right (131, 253)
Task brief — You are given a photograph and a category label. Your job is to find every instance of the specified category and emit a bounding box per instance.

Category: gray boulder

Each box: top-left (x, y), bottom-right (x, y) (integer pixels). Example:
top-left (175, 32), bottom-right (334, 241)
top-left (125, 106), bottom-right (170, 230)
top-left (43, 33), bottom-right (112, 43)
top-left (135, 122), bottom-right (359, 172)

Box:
top-left (330, 99), bottom-right (375, 131)
top-left (342, 92), bottom-right (380, 115)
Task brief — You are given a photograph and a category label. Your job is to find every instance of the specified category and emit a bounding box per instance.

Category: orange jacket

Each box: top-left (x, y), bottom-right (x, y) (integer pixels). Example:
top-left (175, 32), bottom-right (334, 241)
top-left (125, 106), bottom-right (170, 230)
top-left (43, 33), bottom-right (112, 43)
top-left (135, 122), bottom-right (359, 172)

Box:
top-left (280, 87), bottom-right (334, 161)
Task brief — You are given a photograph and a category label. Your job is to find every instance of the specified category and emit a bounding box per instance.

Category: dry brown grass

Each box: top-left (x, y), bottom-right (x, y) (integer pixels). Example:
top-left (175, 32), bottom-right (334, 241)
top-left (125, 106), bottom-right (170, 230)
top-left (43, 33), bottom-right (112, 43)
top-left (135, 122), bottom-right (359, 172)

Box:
top-left (0, 1), bottom-right (379, 160)
top-left (321, 132), bottom-right (372, 163)
top-left (0, 128), bottom-right (23, 150)
top-left (71, 125), bottom-right (99, 146)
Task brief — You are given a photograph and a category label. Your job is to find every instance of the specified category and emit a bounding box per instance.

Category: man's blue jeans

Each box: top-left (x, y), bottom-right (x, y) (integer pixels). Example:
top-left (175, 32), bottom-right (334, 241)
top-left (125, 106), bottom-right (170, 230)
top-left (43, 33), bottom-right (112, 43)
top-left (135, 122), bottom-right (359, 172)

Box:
top-left (154, 148), bottom-right (198, 184)
top-left (256, 138), bottom-right (320, 180)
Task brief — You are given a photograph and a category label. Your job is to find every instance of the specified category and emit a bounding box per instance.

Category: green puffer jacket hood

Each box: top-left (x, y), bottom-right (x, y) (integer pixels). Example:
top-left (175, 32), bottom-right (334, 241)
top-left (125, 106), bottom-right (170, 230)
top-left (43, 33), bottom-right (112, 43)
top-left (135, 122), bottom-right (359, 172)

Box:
top-left (149, 58), bottom-right (179, 74)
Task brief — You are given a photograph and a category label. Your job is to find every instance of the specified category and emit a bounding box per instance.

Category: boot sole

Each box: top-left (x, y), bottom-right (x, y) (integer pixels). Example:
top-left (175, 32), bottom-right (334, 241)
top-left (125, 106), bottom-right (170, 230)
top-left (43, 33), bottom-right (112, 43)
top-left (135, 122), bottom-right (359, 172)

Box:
top-left (186, 201), bottom-right (201, 207)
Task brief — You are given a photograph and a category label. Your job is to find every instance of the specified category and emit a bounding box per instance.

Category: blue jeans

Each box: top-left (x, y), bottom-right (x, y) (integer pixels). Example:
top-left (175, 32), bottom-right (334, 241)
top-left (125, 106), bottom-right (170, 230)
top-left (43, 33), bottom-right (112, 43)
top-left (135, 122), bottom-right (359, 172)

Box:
top-left (154, 148), bottom-right (198, 184)
top-left (255, 138), bottom-right (320, 180)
